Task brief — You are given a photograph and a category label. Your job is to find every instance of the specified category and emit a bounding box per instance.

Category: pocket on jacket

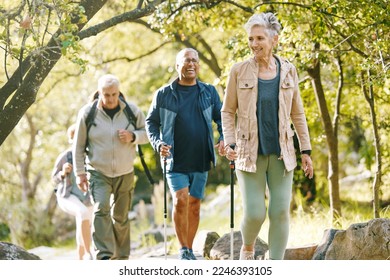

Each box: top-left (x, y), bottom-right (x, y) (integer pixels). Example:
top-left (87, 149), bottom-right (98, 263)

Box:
top-left (236, 116), bottom-right (250, 159)
top-left (237, 79), bottom-right (256, 117)
top-left (281, 78), bottom-right (294, 99)
top-left (286, 127), bottom-right (295, 155)
top-left (238, 79), bottom-right (255, 89)
top-left (281, 78), bottom-right (295, 110)
top-left (281, 78), bottom-right (294, 89)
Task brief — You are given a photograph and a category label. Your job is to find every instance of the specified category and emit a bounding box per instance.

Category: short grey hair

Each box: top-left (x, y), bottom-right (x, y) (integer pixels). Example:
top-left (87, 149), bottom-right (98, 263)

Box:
top-left (176, 48), bottom-right (199, 64)
top-left (244, 12), bottom-right (281, 37)
top-left (98, 74), bottom-right (120, 91)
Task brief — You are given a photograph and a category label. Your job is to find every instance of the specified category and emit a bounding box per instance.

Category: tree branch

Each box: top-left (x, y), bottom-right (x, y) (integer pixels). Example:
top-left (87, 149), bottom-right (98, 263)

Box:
top-left (321, 14), bottom-right (368, 58)
top-left (97, 41), bottom-right (171, 65)
top-left (3, 0), bottom-right (27, 19)
top-left (194, 34), bottom-right (221, 76)
top-left (137, 0), bottom-right (144, 9)
top-left (78, 0), bottom-right (166, 40)
top-left (133, 19), bottom-right (222, 77)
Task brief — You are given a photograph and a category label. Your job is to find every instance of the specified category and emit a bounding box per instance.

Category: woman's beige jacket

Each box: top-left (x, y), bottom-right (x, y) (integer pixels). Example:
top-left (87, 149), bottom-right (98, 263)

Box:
top-left (221, 55), bottom-right (311, 173)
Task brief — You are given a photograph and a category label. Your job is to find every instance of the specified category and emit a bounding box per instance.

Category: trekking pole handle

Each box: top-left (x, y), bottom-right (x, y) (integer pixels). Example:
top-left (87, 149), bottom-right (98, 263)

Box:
top-left (229, 144), bottom-right (236, 170)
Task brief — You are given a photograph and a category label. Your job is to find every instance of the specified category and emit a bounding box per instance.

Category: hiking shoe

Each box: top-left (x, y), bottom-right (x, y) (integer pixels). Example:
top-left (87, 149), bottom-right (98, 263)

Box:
top-left (83, 253), bottom-right (93, 260)
top-left (239, 247), bottom-right (255, 260)
top-left (188, 249), bottom-right (197, 260)
top-left (178, 248), bottom-right (191, 260)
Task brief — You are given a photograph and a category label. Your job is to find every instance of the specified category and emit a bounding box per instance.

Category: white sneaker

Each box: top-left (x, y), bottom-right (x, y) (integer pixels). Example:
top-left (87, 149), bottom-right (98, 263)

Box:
top-left (83, 253), bottom-right (93, 260)
top-left (239, 247), bottom-right (254, 260)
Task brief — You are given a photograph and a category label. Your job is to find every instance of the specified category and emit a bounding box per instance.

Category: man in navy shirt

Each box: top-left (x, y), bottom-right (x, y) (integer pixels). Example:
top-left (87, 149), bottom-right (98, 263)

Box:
top-left (146, 48), bottom-right (224, 260)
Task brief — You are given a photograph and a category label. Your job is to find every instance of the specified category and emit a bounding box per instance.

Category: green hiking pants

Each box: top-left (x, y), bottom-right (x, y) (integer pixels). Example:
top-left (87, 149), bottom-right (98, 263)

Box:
top-left (89, 170), bottom-right (134, 260)
top-left (236, 154), bottom-right (293, 260)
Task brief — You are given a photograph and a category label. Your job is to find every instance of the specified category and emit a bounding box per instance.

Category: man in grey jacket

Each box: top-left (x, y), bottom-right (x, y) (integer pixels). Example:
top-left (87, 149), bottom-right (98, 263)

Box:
top-left (73, 74), bottom-right (148, 260)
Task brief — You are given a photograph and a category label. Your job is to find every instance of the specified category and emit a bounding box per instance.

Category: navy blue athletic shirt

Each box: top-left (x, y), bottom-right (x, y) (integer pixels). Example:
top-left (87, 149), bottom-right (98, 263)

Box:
top-left (173, 83), bottom-right (211, 172)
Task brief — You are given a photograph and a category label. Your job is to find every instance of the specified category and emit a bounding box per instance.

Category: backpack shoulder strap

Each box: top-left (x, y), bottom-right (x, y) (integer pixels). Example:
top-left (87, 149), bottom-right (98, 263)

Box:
top-left (85, 99), bottom-right (98, 133)
top-left (84, 99), bottom-right (98, 151)
top-left (120, 95), bottom-right (137, 129)
top-left (138, 144), bottom-right (155, 185)
top-left (119, 95), bottom-right (155, 185)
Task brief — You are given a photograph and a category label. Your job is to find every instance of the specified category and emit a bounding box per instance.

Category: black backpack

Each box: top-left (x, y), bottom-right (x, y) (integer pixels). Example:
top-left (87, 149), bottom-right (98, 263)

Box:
top-left (85, 93), bottom-right (154, 185)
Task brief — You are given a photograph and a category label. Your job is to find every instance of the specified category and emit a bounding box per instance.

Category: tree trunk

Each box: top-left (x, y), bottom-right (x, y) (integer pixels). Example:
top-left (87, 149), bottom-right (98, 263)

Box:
top-left (361, 70), bottom-right (382, 218)
top-left (45, 191), bottom-right (58, 222)
top-left (307, 46), bottom-right (342, 223)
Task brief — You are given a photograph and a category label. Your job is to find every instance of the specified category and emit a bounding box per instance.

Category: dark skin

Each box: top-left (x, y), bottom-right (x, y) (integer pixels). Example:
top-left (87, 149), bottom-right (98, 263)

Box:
top-left (159, 49), bottom-right (225, 254)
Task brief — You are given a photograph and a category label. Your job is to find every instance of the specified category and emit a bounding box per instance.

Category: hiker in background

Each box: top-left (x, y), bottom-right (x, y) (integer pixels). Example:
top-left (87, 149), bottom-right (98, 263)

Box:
top-left (222, 12), bottom-right (314, 260)
top-left (73, 74), bottom-right (149, 260)
top-left (146, 48), bottom-right (225, 260)
top-left (52, 124), bottom-right (93, 260)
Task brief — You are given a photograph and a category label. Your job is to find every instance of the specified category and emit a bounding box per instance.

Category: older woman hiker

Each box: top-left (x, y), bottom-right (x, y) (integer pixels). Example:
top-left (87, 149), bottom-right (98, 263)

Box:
top-left (222, 12), bottom-right (314, 260)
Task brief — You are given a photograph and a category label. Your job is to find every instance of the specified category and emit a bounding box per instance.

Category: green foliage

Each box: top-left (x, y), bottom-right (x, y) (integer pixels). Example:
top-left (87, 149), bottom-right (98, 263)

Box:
top-left (6, 201), bottom-right (55, 249)
top-left (0, 0), bottom-right (90, 74)
top-left (0, 222), bottom-right (10, 241)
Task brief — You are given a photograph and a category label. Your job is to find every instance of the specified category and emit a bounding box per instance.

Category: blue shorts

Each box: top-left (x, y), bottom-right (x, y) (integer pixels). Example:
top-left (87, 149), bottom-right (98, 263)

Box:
top-left (166, 172), bottom-right (208, 199)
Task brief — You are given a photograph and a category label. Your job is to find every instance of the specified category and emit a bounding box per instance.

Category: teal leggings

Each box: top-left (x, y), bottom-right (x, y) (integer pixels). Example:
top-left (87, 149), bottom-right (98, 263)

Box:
top-left (236, 155), bottom-right (293, 260)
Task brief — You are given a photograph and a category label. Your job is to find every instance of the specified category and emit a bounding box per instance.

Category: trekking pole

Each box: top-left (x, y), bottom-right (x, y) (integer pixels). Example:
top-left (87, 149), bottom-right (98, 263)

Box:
top-left (229, 144), bottom-right (236, 260)
top-left (163, 156), bottom-right (168, 260)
